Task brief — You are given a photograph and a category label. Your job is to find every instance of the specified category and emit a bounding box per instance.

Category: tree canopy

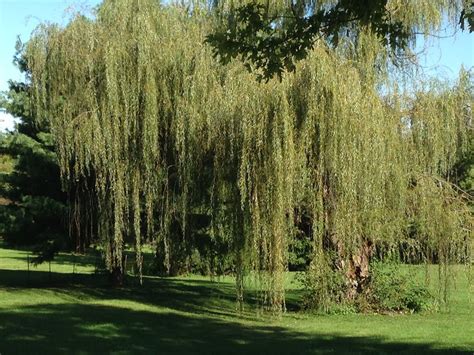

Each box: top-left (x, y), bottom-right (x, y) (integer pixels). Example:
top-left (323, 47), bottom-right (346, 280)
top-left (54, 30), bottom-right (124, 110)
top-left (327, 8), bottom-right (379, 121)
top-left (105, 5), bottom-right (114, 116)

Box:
top-left (207, 0), bottom-right (474, 81)
top-left (24, 0), bottom-right (472, 311)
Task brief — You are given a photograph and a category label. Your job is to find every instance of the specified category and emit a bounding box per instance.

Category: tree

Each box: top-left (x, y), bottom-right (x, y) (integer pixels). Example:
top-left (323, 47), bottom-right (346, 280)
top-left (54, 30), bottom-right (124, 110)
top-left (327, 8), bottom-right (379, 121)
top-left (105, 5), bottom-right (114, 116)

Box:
top-left (0, 46), bottom-right (98, 263)
top-left (24, 0), bottom-right (471, 310)
top-left (207, 0), bottom-right (474, 81)
top-left (0, 77), bottom-right (68, 256)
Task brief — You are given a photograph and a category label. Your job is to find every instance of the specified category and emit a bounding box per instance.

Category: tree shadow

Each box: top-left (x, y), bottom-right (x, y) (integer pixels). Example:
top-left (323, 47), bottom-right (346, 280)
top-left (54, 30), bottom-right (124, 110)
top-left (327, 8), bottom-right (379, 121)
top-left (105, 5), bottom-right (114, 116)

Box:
top-left (0, 302), bottom-right (469, 354)
top-left (0, 267), bottom-right (306, 321)
top-left (0, 269), bottom-right (255, 320)
top-left (5, 254), bottom-right (99, 270)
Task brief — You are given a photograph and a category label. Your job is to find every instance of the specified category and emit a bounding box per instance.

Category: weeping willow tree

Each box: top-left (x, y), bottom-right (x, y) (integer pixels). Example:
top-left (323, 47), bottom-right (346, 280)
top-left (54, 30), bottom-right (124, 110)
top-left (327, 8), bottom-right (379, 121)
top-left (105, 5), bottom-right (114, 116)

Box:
top-left (25, 0), bottom-right (471, 311)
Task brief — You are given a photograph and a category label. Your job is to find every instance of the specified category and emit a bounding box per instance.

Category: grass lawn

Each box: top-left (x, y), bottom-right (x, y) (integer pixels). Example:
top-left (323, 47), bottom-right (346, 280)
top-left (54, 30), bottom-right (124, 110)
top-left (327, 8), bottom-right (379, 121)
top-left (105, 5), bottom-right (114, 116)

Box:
top-left (0, 243), bottom-right (472, 354)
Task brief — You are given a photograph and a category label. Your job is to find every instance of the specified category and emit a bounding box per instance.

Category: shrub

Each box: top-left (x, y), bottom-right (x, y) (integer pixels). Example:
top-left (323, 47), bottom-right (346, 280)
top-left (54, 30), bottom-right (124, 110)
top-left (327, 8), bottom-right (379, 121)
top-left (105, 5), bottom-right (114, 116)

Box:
top-left (300, 252), bottom-right (356, 314)
top-left (367, 260), bottom-right (436, 312)
top-left (300, 256), bottom-right (436, 314)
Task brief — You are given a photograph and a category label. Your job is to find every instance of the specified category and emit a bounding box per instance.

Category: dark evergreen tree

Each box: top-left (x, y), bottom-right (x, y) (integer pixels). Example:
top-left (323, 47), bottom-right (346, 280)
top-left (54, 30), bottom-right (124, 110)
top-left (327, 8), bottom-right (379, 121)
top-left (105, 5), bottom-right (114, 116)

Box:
top-left (0, 45), bottom-right (68, 261)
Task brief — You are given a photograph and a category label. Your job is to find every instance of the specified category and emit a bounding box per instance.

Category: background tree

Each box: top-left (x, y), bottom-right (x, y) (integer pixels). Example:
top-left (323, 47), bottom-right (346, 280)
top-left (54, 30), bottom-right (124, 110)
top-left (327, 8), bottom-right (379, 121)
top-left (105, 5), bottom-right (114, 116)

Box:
top-left (0, 45), bottom-right (98, 262)
top-left (0, 57), bottom-right (68, 257)
top-left (207, 0), bottom-right (474, 81)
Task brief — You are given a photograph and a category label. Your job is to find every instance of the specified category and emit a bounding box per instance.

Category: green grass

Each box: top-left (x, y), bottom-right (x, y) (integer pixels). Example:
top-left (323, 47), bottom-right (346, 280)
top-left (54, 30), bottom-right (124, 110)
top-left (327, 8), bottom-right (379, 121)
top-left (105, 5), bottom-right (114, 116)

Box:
top-left (0, 244), bottom-right (472, 354)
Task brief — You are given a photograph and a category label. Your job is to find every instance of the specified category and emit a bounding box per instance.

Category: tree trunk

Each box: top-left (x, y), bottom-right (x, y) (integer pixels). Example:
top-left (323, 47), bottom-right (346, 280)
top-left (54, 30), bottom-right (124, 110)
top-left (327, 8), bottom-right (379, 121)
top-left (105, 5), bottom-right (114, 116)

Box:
top-left (346, 240), bottom-right (373, 300)
top-left (109, 266), bottom-right (124, 287)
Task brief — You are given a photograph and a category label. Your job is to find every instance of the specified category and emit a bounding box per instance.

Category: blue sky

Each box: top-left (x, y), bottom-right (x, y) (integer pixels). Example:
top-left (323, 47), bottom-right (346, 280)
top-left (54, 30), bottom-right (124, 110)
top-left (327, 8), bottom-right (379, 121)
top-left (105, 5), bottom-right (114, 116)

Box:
top-left (416, 25), bottom-right (473, 79)
top-left (0, 0), bottom-right (473, 130)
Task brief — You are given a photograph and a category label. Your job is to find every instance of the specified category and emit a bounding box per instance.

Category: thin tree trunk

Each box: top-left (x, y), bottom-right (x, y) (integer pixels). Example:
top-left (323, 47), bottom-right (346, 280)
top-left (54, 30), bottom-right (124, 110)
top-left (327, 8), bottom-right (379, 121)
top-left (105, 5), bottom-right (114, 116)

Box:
top-left (109, 266), bottom-right (124, 287)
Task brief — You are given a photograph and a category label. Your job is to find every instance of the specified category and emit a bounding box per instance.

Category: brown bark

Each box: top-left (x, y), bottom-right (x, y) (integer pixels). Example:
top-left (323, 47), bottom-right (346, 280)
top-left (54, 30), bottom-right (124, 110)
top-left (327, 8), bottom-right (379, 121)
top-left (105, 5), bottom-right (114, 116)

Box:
top-left (346, 240), bottom-right (373, 299)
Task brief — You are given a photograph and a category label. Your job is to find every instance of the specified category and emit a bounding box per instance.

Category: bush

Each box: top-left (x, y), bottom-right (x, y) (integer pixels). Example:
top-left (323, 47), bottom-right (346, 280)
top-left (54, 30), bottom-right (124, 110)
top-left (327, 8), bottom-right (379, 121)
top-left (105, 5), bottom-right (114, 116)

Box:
top-left (300, 256), bottom-right (436, 314)
top-left (288, 231), bottom-right (312, 271)
top-left (300, 252), bottom-right (356, 314)
top-left (367, 260), bottom-right (436, 312)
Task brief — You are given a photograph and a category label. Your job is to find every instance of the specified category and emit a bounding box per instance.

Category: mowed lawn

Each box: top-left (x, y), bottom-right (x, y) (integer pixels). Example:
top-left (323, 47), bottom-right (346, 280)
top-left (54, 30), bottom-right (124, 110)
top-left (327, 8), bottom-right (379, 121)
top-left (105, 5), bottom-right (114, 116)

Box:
top-left (0, 244), bottom-right (472, 354)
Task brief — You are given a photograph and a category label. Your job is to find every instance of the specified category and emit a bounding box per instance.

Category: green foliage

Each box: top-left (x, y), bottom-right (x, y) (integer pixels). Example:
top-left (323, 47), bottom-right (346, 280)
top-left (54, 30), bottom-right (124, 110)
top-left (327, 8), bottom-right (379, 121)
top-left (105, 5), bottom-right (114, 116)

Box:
top-left (450, 122), bottom-right (474, 196)
top-left (367, 260), bottom-right (436, 312)
top-left (288, 234), bottom-right (312, 272)
top-left (207, 0), bottom-right (467, 81)
top-left (288, 210), bottom-right (313, 271)
top-left (0, 51), bottom-right (69, 257)
top-left (0, 152), bottom-right (14, 174)
top-left (23, 0), bottom-right (472, 311)
top-left (0, 150), bottom-right (14, 206)
top-left (0, 195), bottom-right (66, 245)
top-left (0, 131), bottom-right (68, 252)
top-left (460, 0), bottom-right (474, 32)
top-left (302, 258), bottom-right (438, 313)
top-left (300, 252), bottom-right (354, 314)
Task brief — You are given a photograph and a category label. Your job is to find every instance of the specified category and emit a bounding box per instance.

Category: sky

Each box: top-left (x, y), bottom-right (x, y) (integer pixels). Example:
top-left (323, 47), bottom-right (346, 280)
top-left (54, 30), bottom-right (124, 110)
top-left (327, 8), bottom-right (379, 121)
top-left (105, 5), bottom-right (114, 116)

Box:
top-left (0, 0), bottom-right (473, 131)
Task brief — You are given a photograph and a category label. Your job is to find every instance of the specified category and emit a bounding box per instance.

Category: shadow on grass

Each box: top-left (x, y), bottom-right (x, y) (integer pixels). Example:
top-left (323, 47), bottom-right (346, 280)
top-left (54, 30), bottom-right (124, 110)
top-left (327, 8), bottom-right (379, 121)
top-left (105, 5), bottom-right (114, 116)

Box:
top-left (0, 269), bottom-right (252, 319)
top-left (5, 251), bottom-right (100, 268)
top-left (0, 269), bottom-right (470, 354)
top-left (0, 302), bottom-right (469, 354)
top-left (0, 268), bottom-right (305, 318)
